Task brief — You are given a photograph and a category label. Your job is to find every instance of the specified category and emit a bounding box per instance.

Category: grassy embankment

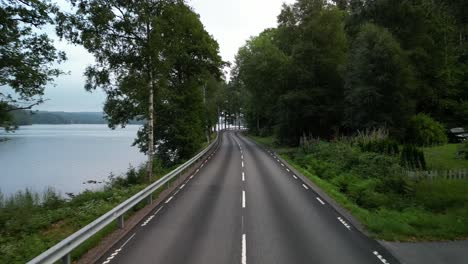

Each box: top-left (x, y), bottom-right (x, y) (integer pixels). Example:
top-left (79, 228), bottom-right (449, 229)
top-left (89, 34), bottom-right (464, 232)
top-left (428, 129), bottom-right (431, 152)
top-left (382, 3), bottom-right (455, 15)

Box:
top-left (0, 161), bottom-right (177, 264)
top-left (250, 135), bottom-right (468, 242)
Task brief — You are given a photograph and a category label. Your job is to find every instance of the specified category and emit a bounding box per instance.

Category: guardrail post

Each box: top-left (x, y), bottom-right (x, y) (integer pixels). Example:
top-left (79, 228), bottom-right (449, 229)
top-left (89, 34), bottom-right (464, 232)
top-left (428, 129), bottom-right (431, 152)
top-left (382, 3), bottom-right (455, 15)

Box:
top-left (118, 215), bottom-right (124, 229)
top-left (147, 194), bottom-right (153, 204)
top-left (62, 253), bottom-right (71, 264)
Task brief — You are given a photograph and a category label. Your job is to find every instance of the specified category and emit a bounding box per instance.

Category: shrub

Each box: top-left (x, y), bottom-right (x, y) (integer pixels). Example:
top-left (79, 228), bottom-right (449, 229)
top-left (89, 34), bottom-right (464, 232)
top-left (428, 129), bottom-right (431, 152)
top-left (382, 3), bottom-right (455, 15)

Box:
top-left (405, 113), bottom-right (447, 146)
top-left (457, 142), bottom-right (468, 160)
top-left (414, 179), bottom-right (468, 212)
top-left (359, 139), bottom-right (400, 155)
top-left (400, 145), bottom-right (426, 170)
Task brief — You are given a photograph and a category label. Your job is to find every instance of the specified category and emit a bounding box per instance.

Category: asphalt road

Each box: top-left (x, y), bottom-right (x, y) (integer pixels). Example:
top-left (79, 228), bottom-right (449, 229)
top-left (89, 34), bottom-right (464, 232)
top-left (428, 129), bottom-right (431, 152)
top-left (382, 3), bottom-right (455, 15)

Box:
top-left (98, 131), bottom-right (399, 264)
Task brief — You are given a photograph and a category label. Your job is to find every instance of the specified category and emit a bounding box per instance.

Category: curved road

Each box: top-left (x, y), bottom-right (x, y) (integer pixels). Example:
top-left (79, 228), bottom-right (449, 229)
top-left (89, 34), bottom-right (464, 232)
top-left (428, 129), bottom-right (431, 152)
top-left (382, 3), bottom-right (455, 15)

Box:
top-left (99, 131), bottom-right (399, 264)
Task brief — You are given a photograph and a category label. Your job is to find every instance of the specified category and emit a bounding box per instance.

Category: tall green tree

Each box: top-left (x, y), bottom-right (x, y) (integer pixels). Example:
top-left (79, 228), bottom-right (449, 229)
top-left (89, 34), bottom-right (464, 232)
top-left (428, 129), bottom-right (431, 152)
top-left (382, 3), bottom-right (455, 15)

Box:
top-left (0, 0), bottom-right (66, 129)
top-left (343, 23), bottom-right (414, 134)
top-left (62, 0), bottom-right (222, 174)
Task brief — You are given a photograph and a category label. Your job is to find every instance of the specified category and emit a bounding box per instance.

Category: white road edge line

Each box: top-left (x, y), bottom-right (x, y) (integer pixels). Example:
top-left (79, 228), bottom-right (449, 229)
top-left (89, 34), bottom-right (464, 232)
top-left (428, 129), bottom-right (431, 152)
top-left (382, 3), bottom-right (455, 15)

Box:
top-left (120, 233), bottom-right (136, 249)
top-left (316, 197), bottom-right (325, 205)
top-left (242, 161), bottom-right (244, 167)
top-left (286, 168), bottom-right (290, 172)
top-left (165, 196), bottom-right (173, 204)
top-left (293, 175), bottom-right (298, 179)
top-left (302, 184), bottom-right (309, 190)
top-left (242, 172), bottom-right (245, 182)
top-left (180, 184), bottom-right (186, 189)
top-left (242, 191), bottom-right (246, 208)
top-left (242, 234), bottom-right (247, 264)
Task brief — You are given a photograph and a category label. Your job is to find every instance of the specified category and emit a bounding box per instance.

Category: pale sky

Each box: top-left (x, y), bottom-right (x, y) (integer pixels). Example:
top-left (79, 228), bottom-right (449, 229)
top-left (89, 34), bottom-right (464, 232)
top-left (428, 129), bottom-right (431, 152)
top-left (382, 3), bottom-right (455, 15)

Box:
top-left (34, 0), bottom-right (296, 112)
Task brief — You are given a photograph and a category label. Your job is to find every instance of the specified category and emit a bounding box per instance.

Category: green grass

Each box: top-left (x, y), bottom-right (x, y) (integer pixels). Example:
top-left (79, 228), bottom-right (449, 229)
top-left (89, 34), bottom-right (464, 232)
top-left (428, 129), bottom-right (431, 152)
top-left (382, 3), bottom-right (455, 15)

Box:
top-left (423, 144), bottom-right (468, 170)
top-left (249, 134), bottom-right (468, 241)
top-left (0, 164), bottom-right (174, 264)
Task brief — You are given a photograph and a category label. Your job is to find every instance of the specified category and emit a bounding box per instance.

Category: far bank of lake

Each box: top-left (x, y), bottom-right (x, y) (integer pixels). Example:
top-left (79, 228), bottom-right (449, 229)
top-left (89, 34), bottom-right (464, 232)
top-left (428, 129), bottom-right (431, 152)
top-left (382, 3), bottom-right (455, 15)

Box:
top-left (0, 125), bottom-right (146, 197)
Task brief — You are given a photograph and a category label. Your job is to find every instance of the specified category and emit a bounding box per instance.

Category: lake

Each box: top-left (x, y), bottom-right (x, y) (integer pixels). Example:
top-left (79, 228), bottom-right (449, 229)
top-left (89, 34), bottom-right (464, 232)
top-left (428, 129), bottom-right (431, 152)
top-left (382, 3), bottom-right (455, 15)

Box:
top-left (0, 125), bottom-right (146, 197)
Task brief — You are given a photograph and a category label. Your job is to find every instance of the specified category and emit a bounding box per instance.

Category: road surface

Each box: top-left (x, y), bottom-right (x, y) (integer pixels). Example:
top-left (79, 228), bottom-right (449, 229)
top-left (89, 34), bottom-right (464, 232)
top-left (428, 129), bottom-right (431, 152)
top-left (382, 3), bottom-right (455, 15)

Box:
top-left (99, 131), bottom-right (399, 264)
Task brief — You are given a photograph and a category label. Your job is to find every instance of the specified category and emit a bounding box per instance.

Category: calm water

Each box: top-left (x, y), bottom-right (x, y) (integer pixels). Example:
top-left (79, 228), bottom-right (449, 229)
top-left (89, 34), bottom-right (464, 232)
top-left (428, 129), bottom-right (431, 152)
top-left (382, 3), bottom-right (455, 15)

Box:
top-left (0, 125), bottom-right (146, 197)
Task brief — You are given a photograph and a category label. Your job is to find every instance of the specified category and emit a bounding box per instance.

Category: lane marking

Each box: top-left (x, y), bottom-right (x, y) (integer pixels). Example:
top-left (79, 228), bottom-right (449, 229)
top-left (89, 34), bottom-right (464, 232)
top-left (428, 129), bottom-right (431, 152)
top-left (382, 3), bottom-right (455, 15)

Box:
top-left (190, 175), bottom-right (194, 179)
top-left (180, 184), bottom-right (186, 189)
top-left (242, 172), bottom-right (245, 182)
top-left (241, 155), bottom-right (244, 160)
top-left (102, 233), bottom-right (136, 263)
top-left (302, 184), bottom-right (309, 190)
top-left (196, 169), bottom-right (199, 173)
top-left (201, 164), bottom-right (204, 168)
top-left (276, 159), bottom-right (280, 162)
top-left (337, 217), bottom-right (351, 230)
top-left (242, 234), bottom-right (247, 264)
top-left (373, 251), bottom-right (390, 264)
top-left (316, 197), bottom-right (325, 205)
top-left (242, 191), bottom-right (246, 208)
top-left (293, 175), bottom-right (298, 179)
top-left (286, 168), bottom-right (290, 172)
top-left (242, 161), bottom-right (244, 168)
top-left (165, 196), bottom-right (174, 204)
top-left (281, 163), bottom-right (285, 167)
top-left (173, 190), bottom-right (179, 196)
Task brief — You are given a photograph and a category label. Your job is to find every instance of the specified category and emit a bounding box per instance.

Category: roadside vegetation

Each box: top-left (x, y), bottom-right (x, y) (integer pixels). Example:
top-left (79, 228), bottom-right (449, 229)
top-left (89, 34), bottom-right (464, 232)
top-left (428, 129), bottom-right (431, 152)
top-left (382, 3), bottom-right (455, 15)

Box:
top-left (251, 134), bottom-right (468, 241)
top-left (0, 162), bottom-right (173, 264)
top-left (234, 0), bottom-right (468, 242)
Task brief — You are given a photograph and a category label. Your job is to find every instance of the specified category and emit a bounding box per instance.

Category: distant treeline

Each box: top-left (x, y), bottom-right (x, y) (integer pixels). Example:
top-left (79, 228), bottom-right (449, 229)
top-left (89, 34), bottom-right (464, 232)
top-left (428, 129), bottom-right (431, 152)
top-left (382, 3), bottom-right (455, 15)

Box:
top-left (12, 110), bottom-right (144, 125)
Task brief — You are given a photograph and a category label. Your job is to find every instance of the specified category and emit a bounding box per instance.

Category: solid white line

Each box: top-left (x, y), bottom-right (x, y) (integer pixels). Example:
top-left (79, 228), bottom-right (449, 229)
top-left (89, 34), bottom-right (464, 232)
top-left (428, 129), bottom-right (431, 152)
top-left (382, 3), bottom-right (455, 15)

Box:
top-left (242, 234), bottom-right (247, 264)
top-left (121, 233), bottom-right (136, 248)
top-left (242, 161), bottom-right (244, 167)
top-left (316, 197), bottom-right (325, 205)
top-left (242, 172), bottom-right (245, 181)
top-left (242, 191), bottom-right (246, 208)
top-left (302, 184), bottom-right (309, 190)
top-left (165, 196), bottom-right (173, 204)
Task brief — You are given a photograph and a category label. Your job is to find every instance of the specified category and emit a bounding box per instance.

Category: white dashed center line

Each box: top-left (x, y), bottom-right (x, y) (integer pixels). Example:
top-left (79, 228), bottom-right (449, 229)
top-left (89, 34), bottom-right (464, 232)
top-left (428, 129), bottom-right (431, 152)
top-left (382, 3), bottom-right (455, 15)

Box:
top-left (242, 234), bottom-right (247, 264)
top-left (242, 191), bottom-right (246, 208)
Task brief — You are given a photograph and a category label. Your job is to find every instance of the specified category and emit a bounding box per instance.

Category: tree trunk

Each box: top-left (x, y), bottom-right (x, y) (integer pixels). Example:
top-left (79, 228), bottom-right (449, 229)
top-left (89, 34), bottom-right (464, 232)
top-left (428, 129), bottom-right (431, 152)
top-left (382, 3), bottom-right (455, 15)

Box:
top-left (147, 74), bottom-right (155, 183)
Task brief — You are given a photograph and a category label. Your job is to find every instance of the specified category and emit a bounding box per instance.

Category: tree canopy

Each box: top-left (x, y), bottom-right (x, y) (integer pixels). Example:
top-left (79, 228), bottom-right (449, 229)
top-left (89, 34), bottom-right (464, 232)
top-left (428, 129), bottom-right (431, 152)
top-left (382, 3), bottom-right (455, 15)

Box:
top-left (234, 0), bottom-right (467, 145)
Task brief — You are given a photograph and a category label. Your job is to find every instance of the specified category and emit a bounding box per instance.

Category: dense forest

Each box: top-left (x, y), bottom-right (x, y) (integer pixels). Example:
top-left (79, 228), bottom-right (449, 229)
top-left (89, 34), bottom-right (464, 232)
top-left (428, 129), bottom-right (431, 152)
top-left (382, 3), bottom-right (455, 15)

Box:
top-left (10, 111), bottom-right (144, 125)
top-left (232, 0), bottom-right (467, 146)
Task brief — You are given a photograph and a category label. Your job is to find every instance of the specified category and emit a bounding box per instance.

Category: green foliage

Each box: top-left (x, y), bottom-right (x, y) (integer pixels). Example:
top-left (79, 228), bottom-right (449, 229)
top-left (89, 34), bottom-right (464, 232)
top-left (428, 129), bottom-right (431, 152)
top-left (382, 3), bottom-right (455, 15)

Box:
top-left (359, 139), bottom-right (400, 156)
top-left (61, 0), bottom-right (222, 165)
top-left (400, 145), bottom-right (427, 170)
top-left (0, 0), bottom-right (66, 130)
top-left (457, 142), bottom-right (468, 160)
top-left (235, 0), bottom-right (467, 144)
top-left (0, 161), bottom-right (172, 263)
top-left (344, 23), bottom-right (413, 134)
top-left (252, 135), bottom-right (468, 240)
top-left (405, 114), bottom-right (448, 146)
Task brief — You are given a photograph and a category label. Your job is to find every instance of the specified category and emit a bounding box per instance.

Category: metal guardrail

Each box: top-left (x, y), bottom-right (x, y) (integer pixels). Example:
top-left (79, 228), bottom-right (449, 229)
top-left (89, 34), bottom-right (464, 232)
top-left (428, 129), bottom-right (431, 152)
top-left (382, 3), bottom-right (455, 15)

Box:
top-left (27, 133), bottom-right (220, 264)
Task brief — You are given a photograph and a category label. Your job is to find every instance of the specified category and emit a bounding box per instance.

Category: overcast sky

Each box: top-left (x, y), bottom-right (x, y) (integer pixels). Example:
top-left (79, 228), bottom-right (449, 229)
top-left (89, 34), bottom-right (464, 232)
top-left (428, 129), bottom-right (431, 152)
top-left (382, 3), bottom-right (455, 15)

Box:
top-left (35, 0), bottom-right (296, 112)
